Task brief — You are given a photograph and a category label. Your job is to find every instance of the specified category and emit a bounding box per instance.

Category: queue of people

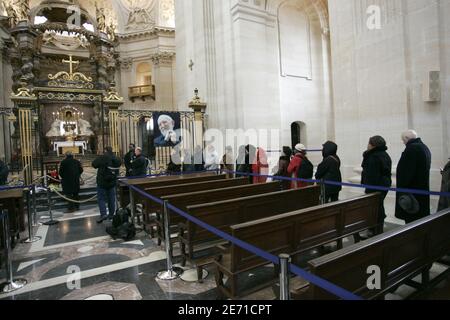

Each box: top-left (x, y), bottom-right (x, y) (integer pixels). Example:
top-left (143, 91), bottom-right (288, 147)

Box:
top-left (272, 130), bottom-right (444, 232)
top-left (7, 129), bottom-right (445, 230)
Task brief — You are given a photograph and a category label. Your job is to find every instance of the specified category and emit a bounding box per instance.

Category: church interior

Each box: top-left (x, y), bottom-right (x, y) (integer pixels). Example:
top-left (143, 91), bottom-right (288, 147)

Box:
top-left (0, 0), bottom-right (449, 301)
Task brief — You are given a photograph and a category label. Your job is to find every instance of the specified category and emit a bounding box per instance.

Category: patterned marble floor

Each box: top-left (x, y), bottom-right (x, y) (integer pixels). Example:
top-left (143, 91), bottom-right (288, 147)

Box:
top-left (1, 204), bottom-right (449, 300)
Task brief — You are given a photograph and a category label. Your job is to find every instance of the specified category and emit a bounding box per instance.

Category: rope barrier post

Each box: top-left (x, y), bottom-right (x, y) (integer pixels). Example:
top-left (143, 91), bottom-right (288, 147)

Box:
top-left (157, 200), bottom-right (183, 280)
top-left (31, 185), bottom-right (38, 227)
top-left (43, 175), bottom-right (59, 226)
top-left (279, 254), bottom-right (291, 301)
top-left (0, 210), bottom-right (27, 293)
top-left (129, 187), bottom-right (136, 224)
top-left (320, 179), bottom-right (326, 205)
top-left (22, 187), bottom-right (41, 243)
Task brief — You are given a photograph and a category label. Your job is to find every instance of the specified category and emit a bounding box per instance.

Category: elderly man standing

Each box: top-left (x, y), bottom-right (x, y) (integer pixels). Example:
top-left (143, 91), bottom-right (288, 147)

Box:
top-left (59, 152), bottom-right (83, 213)
top-left (395, 130), bottom-right (432, 224)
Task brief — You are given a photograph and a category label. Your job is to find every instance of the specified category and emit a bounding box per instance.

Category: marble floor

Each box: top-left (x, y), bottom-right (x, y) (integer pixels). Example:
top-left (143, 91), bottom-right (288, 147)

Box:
top-left (0, 203), bottom-right (449, 301)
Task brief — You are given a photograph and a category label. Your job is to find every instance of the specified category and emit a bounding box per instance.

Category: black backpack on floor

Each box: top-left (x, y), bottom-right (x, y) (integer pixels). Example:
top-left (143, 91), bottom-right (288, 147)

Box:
top-left (106, 208), bottom-right (136, 241)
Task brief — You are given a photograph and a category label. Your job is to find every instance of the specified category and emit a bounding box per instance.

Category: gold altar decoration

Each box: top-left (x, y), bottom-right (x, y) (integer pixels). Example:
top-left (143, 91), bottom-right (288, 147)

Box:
top-left (11, 80), bottom-right (37, 103)
top-left (48, 55), bottom-right (94, 89)
top-left (104, 83), bottom-right (124, 104)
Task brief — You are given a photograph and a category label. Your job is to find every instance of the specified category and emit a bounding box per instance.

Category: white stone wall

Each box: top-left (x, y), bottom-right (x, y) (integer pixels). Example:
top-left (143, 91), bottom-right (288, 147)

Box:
top-left (175, 0), bottom-right (331, 162)
top-left (328, 0), bottom-right (448, 196)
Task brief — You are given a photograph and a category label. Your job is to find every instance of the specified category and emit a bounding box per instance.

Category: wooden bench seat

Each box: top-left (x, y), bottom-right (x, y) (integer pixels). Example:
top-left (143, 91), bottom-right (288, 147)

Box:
top-left (118, 172), bottom-right (219, 208)
top-left (142, 178), bottom-right (249, 243)
top-left (297, 208), bottom-right (450, 300)
top-left (179, 186), bottom-right (321, 281)
top-left (158, 181), bottom-right (282, 247)
top-left (214, 194), bottom-right (381, 298)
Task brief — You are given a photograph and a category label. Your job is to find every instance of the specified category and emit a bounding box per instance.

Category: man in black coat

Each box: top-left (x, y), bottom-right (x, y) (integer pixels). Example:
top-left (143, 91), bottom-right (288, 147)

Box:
top-left (130, 147), bottom-right (148, 177)
top-left (395, 130), bottom-right (432, 224)
top-left (124, 143), bottom-right (135, 177)
top-left (315, 141), bottom-right (342, 203)
top-left (92, 147), bottom-right (122, 223)
top-left (438, 159), bottom-right (450, 212)
top-left (59, 152), bottom-right (84, 213)
top-left (0, 160), bottom-right (9, 186)
top-left (361, 136), bottom-right (392, 234)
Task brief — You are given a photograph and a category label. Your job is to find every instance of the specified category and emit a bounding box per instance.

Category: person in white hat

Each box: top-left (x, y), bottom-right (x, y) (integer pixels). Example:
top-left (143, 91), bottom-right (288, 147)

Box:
top-left (287, 143), bottom-right (312, 189)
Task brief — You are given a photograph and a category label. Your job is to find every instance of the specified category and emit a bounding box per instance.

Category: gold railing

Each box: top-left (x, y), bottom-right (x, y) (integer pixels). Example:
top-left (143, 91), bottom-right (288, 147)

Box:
top-left (128, 84), bottom-right (155, 101)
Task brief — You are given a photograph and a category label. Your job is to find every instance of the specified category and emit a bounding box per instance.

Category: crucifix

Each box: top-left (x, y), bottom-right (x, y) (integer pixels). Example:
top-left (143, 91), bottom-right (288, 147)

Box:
top-left (62, 54), bottom-right (80, 75)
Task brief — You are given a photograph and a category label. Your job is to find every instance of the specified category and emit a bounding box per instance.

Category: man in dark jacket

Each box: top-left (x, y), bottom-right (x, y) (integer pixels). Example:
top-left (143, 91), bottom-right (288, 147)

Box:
top-left (395, 130), bottom-right (432, 224)
top-left (315, 141), bottom-right (342, 203)
top-left (438, 159), bottom-right (450, 212)
top-left (130, 147), bottom-right (148, 177)
top-left (0, 160), bottom-right (9, 186)
top-left (59, 152), bottom-right (83, 213)
top-left (361, 136), bottom-right (392, 233)
top-left (124, 143), bottom-right (135, 177)
top-left (92, 147), bottom-right (122, 223)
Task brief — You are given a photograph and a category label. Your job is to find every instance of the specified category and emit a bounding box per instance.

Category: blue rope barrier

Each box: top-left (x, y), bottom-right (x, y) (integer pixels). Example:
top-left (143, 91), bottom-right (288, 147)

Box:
top-left (0, 185), bottom-right (34, 192)
top-left (289, 264), bottom-right (362, 301)
top-left (121, 179), bottom-right (363, 300)
top-left (225, 170), bottom-right (450, 198)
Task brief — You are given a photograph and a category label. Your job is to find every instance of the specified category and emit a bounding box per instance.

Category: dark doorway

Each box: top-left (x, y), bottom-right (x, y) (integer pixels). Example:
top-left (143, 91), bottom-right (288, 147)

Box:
top-left (291, 121), bottom-right (306, 150)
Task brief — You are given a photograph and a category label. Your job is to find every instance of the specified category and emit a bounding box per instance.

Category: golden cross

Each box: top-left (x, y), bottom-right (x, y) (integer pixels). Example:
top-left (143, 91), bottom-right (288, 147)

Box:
top-left (62, 55), bottom-right (80, 75)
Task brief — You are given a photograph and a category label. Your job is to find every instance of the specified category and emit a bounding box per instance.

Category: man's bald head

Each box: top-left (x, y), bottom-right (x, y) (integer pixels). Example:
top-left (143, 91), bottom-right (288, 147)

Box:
top-left (401, 130), bottom-right (418, 145)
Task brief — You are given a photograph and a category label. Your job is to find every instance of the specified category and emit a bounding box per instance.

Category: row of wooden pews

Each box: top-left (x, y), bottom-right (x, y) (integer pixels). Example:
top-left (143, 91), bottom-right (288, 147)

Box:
top-left (294, 207), bottom-right (450, 300)
top-left (121, 172), bottom-right (450, 300)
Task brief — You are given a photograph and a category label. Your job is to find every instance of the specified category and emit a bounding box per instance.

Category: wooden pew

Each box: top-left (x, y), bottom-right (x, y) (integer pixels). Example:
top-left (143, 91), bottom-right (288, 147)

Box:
top-left (144, 177), bottom-right (249, 215)
top-left (179, 186), bottom-right (321, 280)
top-left (298, 208), bottom-right (450, 300)
top-left (154, 181), bottom-right (282, 248)
top-left (214, 194), bottom-right (381, 298)
top-left (119, 172), bottom-right (225, 208)
top-left (142, 178), bottom-right (249, 242)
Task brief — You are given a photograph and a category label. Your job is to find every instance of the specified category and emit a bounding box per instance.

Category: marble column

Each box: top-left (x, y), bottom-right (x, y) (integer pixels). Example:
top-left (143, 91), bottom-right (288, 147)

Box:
top-left (151, 52), bottom-right (176, 109)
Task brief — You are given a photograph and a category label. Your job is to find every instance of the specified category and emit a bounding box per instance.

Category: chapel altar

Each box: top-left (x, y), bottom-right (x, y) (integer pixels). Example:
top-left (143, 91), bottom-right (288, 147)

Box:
top-left (46, 105), bottom-right (93, 156)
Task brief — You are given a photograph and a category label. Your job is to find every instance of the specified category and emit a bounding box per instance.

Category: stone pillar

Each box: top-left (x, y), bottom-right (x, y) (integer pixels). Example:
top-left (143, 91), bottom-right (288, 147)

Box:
top-left (188, 89), bottom-right (207, 149)
top-left (151, 52), bottom-right (175, 109)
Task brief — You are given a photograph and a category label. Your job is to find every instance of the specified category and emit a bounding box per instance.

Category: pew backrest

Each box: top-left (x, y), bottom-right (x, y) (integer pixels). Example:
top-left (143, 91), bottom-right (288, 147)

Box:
top-left (184, 186), bottom-right (321, 244)
top-left (229, 194), bottom-right (381, 273)
top-left (306, 208), bottom-right (450, 299)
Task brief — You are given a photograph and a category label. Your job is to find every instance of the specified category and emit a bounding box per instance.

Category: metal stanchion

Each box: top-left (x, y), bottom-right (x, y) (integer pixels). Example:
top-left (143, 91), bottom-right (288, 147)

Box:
top-left (129, 187), bottom-right (136, 222)
top-left (43, 176), bottom-right (59, 226)
top-left (279, 254), bottom-right (291, 301)
top-left (157, 200), bottom-right (183, 280)
top-left (22, 187), bottom-right (41, 243)
top-left (320, 179), bottom-right (326, 205)
top-left (0, 210), bottom-right (27, 293)
top-left (31, 185), bottom-right (38, 227)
